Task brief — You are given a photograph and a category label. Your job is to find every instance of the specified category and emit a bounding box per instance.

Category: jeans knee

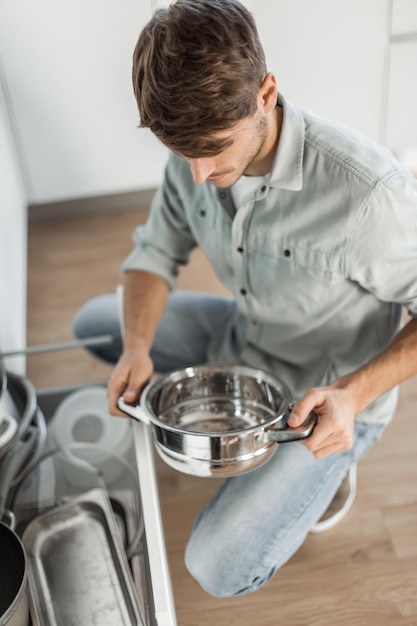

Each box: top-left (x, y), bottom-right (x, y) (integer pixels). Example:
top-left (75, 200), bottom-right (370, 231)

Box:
top-left (184, 541), bottom-right (235, 597)
top-left (184, 534), bottom-right (276, 598)
top-left (72, 295), bottom-right (122, 364)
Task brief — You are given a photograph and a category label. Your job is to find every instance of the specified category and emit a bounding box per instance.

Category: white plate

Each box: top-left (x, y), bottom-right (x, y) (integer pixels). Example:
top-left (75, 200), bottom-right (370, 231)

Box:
top-left (49, 386), bottom-right (132, 486)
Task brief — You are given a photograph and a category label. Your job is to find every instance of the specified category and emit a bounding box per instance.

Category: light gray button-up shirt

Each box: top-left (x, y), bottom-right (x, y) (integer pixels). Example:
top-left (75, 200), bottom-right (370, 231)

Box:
top-left (123, 94), bottom-right (417, 425)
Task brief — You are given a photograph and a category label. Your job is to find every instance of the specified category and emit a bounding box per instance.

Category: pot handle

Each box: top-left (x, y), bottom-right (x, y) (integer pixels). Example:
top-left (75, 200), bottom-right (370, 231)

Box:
top-left (1, 508), bottom-right (16, 531)
top-left (0, 424), bottom-right (39, 519)
top-left (117, 397), bottom-right (151, 425)
top-left (264, 408), bottom-right (318, 443)
top-left (0, 415), bottom-right (18, 448)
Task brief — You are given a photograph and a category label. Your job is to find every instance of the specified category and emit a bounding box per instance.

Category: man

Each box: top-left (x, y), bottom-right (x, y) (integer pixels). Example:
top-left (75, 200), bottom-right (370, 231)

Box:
top-left (73, 0), bottom-right (417, 597)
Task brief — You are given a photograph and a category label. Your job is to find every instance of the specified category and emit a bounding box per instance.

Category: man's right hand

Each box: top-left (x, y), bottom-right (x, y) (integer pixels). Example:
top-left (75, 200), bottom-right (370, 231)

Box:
top-left (107, 346), bottom-right (154, 416)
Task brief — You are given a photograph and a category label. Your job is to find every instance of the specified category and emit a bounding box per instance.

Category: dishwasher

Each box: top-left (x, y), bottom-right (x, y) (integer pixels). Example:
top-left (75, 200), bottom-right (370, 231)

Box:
top-left (0, 343), bottom-right (177, 626)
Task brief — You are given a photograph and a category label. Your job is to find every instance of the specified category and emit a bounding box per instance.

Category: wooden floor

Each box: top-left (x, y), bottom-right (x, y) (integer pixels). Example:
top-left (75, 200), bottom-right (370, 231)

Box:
top-left (26, 209), bottom-right (417, 626)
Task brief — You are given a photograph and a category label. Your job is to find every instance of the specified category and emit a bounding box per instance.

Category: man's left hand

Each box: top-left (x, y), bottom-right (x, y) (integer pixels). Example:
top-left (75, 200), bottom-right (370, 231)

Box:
top-left (287, 385), bottom-right (357, 459)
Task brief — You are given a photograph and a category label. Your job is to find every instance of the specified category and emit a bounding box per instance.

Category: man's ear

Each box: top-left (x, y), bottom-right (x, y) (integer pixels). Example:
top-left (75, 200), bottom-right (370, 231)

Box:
top-left (258, 72), bottom-right (278, 113)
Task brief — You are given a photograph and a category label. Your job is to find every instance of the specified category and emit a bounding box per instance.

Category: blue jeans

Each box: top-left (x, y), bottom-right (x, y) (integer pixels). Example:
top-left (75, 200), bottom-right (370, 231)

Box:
top-left (73, 289), bottom-right (386, 597)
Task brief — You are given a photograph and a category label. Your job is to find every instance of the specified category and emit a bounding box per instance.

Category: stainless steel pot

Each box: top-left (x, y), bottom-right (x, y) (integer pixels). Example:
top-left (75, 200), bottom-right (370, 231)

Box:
top-left (0, 369), bottom-right (37, 461)
top-left (118, 364), bottom-right (317, 477)
top-left (0, 366), bottom-right (19, 456)
top-left (0, 514), bottom-right (29, 626)
top-left (0, 411), bottom-right (45, 626)
top-left (0, 429), bottom-right (37, 626)
top-left (0, 425), bottom-right (42, 522)
top-left (0, 416), bottom-right (18, 453)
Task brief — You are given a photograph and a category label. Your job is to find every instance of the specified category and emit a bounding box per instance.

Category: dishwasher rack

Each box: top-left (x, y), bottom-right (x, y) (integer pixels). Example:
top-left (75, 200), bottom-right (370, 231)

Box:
top-left (1, 338), bottom-right (177, 626)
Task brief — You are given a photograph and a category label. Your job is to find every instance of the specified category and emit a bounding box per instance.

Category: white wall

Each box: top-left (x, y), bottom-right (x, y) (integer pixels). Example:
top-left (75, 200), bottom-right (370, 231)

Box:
top-left (246, 0), bottom-right (390, 143)
top-left (0, 0), bottom-right (398, 206)
top-left (0, 72), bottom-right (27, 374)
top-left (3, 0), bottom-right (416, 206)
top-left (0, 0), bottom-right (168, 204)
top-left (386, 0), bottom-right (417, 157)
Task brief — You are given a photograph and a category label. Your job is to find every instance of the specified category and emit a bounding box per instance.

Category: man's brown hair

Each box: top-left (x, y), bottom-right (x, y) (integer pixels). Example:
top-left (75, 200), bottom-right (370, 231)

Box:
top-left (132, 0), bottom-right (267, 157)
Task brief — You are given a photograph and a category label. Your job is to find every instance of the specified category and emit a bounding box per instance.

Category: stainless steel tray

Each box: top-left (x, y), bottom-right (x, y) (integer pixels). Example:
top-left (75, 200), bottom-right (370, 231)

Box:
top-left (22, 488), bottom-right (144, 625)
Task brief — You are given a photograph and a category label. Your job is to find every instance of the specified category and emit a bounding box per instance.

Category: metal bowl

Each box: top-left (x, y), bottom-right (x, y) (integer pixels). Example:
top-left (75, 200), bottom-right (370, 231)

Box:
top-left (142, 364), bottom-right (292, 435)
top-left (119, 364), bottom-right (317, 477)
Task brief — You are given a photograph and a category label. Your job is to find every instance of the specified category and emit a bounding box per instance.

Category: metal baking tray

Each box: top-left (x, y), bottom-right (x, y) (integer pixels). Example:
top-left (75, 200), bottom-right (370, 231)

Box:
top-left (22, 488), bottom-right (145, 625)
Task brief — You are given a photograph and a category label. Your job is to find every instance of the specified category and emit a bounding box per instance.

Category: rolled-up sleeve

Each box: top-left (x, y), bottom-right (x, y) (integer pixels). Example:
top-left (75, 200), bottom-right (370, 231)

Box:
top-left (346, 170), bottom-right (417, 317)
top-left (122, 155), bottom-right (197, 290)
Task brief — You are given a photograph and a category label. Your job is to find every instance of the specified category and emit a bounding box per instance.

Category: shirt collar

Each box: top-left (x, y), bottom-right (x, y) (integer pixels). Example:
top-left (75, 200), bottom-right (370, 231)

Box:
top-left (268, 93), bottom-right (305, 191)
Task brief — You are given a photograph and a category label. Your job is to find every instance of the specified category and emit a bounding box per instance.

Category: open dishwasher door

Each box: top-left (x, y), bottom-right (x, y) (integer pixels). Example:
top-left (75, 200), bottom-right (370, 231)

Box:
top-left (132, 419), bottom-right (177, 626)
top-left (116, 282), bottom-right (177, 625)
top-left (10, 380), bottom-right (178, 626)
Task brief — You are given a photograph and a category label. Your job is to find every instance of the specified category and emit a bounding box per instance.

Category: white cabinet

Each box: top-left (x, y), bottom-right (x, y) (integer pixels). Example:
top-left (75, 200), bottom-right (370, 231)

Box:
top-left (0, 71), bottom-right (27, 374)
top-left (246, 0), bottom-right (390, 142)
top-left (386, 40), bottom-right (417, 154)
top-left (386, 0), bottom-right (417, 157)
top-left (0, 0), bottom-right (168, 204)
top-left (391, 0), bottom-right (417, 35)
top-left (1, 0), bottom-right (415, 205)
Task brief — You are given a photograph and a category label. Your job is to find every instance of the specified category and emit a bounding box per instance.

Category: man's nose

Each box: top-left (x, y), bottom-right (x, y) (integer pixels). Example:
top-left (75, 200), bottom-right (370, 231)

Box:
top-left (189, 158), bottom-right (216, 184)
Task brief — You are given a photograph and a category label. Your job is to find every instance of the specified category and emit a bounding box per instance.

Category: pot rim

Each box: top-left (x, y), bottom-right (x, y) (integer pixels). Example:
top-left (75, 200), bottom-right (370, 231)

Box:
top-left (0, 371), bottom-right (37, 460)
top-left (141, 363), bottom-right (292, 437)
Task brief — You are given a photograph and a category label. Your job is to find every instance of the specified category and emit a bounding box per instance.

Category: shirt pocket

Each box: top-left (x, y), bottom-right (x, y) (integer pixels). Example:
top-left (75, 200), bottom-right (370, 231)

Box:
top-left (247, 241), bottom-right (344, 323)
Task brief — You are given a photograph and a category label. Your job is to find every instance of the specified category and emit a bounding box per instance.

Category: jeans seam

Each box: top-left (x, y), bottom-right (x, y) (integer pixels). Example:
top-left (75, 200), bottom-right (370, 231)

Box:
top-left (246, 425), bottom-right (381, 591)
top-left (247, 454), bottom-right (346, 591)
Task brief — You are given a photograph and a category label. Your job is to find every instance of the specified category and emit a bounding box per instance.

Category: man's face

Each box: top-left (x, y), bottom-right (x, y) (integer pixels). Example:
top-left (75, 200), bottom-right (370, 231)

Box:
top-left (183, 110), bottom-right (270, 187)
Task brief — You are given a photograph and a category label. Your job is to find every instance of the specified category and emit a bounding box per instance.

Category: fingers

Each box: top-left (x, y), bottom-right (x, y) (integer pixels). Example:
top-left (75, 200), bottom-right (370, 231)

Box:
top-left (289, 386), bottom-right (355, 459)
top-left (310, 442), bottom-right (349, 460)
top-left (287, 387), bottom-right (325, 428)
top-left (300, 419), bottom-right (354, 458)
top-left (107, 350), bottom-right (154, 416)
top-left (107, 369), bottom-right (128, 417)
top-left (107, 371), bottom-right (132, 417)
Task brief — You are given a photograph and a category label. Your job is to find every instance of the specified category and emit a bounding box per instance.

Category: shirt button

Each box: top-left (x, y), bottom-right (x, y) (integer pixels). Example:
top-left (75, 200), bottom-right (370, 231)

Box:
top-left (240, 288), bottom-right (247, 296)
top-left (219, 192), bottom-right (227, 199)
top-left (200, 210), bottom-right (206, 217)
top-left (261, 185), bottom-right (268, 193)
top-left (284, 249), bottom-right (291, 257)
top-left (237, 247), bottom-right (244, 253)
